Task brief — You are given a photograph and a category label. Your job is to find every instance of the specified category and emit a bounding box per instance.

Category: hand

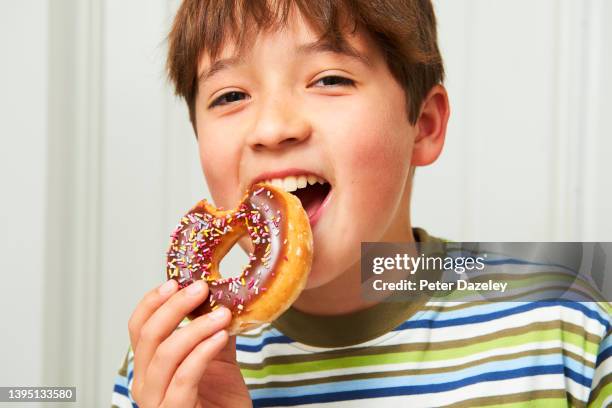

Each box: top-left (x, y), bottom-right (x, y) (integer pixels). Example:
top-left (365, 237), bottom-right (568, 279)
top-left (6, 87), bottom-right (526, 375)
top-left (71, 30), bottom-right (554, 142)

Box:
top-left (128, 280), bottom-right (252, 407)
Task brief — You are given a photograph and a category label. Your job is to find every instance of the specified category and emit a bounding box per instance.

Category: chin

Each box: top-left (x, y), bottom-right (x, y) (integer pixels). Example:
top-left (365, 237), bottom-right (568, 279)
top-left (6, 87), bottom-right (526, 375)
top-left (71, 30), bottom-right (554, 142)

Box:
top-left (301, 256), bottom-right (333, 290)
top-left (302, 262), bottom-right (327, 290)
top-left (302, 248), bottom-right (351, 291)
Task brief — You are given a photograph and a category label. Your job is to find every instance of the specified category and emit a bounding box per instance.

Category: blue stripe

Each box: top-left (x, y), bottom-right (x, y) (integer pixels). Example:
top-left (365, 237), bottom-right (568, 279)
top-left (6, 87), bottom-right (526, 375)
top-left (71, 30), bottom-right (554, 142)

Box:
top-left (483, 258), bottom-right (575, 273)
top-left (416, 301), bottom-right (529, 321)
top-left (599, 331), bottom-right (612, 350)
top-left (237, 334), bottom-right (295, 352)
top-left (113, 384), bottom-right (139, 407)
top-left (563, 366), bottom-right (592, 388)
top-left (596, 345), bottom-right (612, 368)
top-left (115, 372), bottom-right (128, 388)
top-left (113, 384), bottom-right (129, 396)
top-left (251, 365), bottom-right (564, 407)
top-left (397, 301), bottom-right (609, 331)
top-left (249, 354), bottom-right (592, 400)
top-left (237, 327), bottom-right (283, 346)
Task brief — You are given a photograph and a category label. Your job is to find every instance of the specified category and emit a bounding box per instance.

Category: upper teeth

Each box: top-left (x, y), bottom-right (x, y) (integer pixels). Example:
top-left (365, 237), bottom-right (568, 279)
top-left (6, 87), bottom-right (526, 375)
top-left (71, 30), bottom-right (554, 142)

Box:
top-left (262, 175), bottom-right (327, 192)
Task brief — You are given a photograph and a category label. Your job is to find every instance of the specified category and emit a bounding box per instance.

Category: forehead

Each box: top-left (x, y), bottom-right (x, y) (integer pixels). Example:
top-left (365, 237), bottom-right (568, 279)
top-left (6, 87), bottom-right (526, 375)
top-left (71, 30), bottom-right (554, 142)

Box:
top-left (196, 9), bottom-right (377, 85)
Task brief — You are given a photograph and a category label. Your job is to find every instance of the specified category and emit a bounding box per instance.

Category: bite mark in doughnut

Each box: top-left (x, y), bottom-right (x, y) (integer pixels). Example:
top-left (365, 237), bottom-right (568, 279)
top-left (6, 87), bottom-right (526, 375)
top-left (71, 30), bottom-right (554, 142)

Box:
top-left (166, 183), bottom-right (313, 334)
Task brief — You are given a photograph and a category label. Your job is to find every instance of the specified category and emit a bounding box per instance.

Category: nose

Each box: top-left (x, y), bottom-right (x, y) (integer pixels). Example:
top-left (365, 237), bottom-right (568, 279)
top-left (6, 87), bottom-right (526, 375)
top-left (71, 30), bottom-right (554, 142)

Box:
top-left (247, 93), bottom-right (311, 151)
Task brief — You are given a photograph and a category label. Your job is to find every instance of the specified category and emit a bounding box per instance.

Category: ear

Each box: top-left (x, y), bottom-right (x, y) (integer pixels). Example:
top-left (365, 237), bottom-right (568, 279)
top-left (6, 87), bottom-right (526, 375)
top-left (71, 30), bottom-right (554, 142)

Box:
top-left (411, 84), bottom-right (450, 167)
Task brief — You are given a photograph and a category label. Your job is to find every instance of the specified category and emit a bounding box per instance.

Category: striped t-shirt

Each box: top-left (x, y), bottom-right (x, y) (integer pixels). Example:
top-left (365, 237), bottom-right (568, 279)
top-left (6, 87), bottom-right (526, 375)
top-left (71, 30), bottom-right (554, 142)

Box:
top-left (112, 230), bottom-right (612, 407)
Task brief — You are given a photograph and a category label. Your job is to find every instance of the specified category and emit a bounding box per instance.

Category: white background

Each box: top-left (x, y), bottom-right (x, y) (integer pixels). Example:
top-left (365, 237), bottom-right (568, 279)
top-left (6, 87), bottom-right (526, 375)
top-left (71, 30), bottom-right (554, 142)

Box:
top-left (1, 0), bottom-right (611, 406)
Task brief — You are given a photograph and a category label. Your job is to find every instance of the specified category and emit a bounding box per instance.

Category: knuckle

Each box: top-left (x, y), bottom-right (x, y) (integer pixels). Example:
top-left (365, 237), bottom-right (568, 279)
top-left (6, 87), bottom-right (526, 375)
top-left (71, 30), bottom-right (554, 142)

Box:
top-left (154, 342), bottom-right (172, 364)
top-left (142, 291), bottom-right (161, 310)
top-left (127, 292), bottom-right (160, 335)
top-left (172, 367), bottom-right (192, 388)
top-left (127, 316), bottom-right (138, 336)
top-left (139, 324), bottom-right (162, 345)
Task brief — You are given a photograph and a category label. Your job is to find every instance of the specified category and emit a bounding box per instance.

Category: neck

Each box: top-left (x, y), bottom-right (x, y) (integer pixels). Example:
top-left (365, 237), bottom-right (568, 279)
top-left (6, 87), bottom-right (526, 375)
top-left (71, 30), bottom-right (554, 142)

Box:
top-left (293, 219), bottom-right (415, 316)
top-left (294, 176), bottom-right (416, 316)
top-left (292, 259), bottom-right (376, 315)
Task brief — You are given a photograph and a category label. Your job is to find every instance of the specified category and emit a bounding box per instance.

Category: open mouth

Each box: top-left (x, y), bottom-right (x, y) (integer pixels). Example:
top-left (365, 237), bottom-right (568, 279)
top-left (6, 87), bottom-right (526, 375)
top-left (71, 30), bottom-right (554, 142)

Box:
top-left (291, 180), bottom-right (331, 219)
top-left (259, 175), bottom-right (332, 221)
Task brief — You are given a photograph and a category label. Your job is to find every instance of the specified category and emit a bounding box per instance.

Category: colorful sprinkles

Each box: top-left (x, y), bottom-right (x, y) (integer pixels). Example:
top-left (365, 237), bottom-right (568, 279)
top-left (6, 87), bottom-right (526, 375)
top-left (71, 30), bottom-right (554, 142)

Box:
top-left (166, 185), bottom-right (284, 315)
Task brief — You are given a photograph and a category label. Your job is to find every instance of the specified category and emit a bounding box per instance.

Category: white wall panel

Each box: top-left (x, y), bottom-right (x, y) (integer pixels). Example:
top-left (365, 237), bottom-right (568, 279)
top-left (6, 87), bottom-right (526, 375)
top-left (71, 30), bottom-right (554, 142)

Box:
top-left (413, 0), bottom-right (612, 242)
top-left (1, 1), bottom-right (610, 406)
top-left (0, 3), bottom-right (47, 402)
top-left (593, 0), bottom-right (612, 240)
top-left (98, 0), bottom-right (172, 403)
top-left (414, 0), bottom-right (558, 241)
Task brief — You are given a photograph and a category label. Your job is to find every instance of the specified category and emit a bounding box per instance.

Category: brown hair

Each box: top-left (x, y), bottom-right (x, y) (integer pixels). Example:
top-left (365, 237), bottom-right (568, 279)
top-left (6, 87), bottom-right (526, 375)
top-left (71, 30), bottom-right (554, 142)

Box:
top-left (166, 0), bottom-right (444, 133)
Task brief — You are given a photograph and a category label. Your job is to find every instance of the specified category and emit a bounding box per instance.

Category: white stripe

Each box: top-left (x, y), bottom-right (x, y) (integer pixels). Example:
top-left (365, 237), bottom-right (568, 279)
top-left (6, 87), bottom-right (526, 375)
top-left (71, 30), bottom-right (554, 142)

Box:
top-left (241, 323), bottom-right (273, 337)
top-left (243, 340), bottom-right (572, 384)
top-left (558, 304), bottom-right (608, 335)
top-left (238, 331), bottom-right (400, 362)
top-left (565, 376), bottom-right (591, 403)
top-left (111, 392), bottom-right (133, 408)
top-left (591, 351), bottom-right (612, 389)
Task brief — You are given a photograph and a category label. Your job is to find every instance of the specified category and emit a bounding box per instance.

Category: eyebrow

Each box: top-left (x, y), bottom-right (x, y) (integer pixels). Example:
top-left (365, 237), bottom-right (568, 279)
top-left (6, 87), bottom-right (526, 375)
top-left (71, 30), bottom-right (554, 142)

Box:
top-left (197, 39), bottom-right (370, 87)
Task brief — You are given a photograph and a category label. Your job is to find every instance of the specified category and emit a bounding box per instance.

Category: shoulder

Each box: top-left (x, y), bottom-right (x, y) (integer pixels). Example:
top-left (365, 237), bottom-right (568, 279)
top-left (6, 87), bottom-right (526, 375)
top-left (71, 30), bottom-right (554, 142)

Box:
top-left (401, 299), bottom-right (611, 375)
top-left (417, 300), bottom-right (610, 339)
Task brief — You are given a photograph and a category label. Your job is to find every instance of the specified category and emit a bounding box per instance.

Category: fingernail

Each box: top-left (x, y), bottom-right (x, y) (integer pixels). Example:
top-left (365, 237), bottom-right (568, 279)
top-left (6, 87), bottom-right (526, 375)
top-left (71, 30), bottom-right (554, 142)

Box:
top-left (186, 280), bottom-right (204, 296)
top-left (209, 307), bottom-right (229, 321)
top-left (211, 330), bottom-right (227, 341)
top-left (159, 280), bottom-right (176, 295)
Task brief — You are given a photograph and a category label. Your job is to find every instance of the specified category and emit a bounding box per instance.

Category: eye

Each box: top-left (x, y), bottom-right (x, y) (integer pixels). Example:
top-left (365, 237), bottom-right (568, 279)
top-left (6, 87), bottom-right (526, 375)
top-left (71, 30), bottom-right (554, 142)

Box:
top-left (312, 75), bottom-right (355, 87)
top-left (209, 91), bottom-right (249, 108)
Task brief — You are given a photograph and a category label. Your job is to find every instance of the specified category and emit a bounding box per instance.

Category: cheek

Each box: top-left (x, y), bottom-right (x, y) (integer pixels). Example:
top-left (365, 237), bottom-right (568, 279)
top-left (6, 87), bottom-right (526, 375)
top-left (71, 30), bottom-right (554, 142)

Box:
top-left (322, 82), bottom-right (413, 183)
top-left (347, 138), bottom-right (409, 236)
top-left (197, 133), bottom-right (240, 209)
top-left (328, 95), bottom-right (415, 239)
top-left (350, 132), bottom-right (410, 181)
top-left (340, 100), bottom-right (413, 194)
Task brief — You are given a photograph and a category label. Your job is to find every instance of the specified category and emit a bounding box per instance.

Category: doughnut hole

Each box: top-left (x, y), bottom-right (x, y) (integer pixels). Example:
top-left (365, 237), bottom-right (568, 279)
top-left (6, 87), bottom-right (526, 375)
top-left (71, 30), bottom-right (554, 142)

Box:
top-left (218, 241), bottom-right (251, 280)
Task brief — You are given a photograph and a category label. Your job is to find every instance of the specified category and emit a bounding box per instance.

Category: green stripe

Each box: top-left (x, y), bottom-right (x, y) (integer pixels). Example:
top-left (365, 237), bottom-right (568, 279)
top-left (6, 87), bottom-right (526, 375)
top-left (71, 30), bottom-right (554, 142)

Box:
top-left (588, 382), bottom-right (612, 407)
top-left (588, 373), bottom-right (612, 407)
top-left (433, 272), bottom-right (601, 302)
top-left (441, 389), bottom-right (571, 408)
top-left (476, 398), bottom-right (569, 408)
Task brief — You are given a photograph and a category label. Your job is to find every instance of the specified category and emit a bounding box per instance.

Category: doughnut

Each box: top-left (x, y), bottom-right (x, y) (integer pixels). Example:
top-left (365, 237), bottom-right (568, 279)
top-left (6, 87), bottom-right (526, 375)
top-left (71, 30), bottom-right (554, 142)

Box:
top-left (166, 183), bottom-right (313, 334)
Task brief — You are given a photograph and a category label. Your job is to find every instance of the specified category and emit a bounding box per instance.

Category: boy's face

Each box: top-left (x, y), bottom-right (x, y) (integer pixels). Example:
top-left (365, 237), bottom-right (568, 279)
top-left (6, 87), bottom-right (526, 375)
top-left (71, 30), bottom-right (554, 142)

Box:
top-left (195, 11), bottom-right (417, 290)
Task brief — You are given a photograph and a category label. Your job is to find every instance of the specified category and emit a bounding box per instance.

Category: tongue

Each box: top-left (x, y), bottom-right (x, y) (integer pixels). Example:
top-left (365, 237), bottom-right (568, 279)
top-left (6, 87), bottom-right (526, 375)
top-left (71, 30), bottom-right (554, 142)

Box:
top-left (292, 183), bottom-right (329, 219)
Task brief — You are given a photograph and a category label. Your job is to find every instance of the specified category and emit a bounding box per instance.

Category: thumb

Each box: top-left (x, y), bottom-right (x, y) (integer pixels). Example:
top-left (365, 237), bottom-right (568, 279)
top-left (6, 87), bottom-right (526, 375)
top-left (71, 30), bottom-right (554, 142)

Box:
top-left (214, 334), bottom-right (238, 364)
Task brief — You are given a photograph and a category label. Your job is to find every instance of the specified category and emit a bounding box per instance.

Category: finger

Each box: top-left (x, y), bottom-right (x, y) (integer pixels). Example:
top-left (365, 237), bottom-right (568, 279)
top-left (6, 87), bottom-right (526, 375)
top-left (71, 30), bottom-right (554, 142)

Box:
top-left (161, 330), bottom-right (229, 408)
top-left (142, 307), bottom-right (232, 406)
top-left (128, 280), bottom-right (178, 350)
top-left (133, 280), bottom-right (208, 397)
top-left (215, 335), bottom-right (238, 364)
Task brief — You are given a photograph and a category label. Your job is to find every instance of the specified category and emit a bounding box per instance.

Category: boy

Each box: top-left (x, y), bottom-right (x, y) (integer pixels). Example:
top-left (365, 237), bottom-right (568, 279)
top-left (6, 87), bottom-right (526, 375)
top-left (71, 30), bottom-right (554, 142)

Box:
top-left (113, 0), bottom-right (611, 407)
